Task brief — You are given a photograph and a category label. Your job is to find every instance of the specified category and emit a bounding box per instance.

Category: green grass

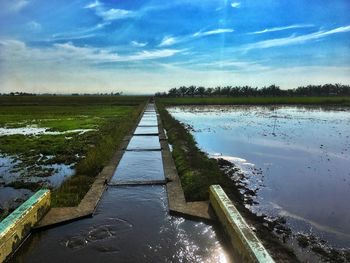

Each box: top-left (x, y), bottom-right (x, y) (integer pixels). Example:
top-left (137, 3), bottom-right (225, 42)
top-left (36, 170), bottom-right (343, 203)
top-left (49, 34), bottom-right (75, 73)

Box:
top-left (0, 96), bottom-right (147, 207)
top-left (157, 103), bottom-right (240, 201)
top-left (158, 96), bottom-right (350, 106)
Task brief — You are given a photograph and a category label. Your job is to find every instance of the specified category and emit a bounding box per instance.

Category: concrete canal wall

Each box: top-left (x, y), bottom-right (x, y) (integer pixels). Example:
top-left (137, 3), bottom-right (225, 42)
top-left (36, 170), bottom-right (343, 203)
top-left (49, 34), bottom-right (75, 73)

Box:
top-left (0, 189), bottom-right (50, 262)
top-left (209, 185), bottom-right (275, 263)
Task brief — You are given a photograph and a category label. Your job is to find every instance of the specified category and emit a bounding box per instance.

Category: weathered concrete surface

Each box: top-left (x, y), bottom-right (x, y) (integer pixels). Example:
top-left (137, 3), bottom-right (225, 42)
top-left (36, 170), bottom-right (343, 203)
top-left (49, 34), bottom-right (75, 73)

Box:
top-left (157, 110), bottom-right (213, 222)
top-left (35, 103), bottom-right (147, 229)
top-left (210, 185), bottom-right (275, 263)
top-left (0, 189), bottom-right (50, 262)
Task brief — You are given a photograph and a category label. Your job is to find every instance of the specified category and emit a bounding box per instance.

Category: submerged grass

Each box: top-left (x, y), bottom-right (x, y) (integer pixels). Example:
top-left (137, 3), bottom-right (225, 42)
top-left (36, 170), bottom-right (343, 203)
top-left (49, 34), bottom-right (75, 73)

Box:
top-left (159, 96), bottom-right (350, 106)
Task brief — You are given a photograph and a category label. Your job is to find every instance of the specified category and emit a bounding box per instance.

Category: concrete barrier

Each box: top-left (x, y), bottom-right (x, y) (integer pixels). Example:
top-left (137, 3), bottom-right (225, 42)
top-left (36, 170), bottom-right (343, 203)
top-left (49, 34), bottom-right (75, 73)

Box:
top-left (0, 189), bottom-right (50, 262)
top-left (209, 185), bottom-right (275, 263)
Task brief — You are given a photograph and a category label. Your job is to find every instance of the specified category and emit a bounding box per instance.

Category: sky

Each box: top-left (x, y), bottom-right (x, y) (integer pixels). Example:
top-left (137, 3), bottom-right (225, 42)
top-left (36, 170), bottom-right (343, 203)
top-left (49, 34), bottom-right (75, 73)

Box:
top-left (0, 0), bottom-right (350, 94)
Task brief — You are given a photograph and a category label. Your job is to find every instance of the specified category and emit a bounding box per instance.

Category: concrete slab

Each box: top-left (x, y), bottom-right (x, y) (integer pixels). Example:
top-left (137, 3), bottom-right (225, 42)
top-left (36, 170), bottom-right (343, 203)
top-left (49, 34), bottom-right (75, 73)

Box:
top-left (126, 136), bottom-right (160, 150)
top-left (134, 126), bottom-right (159, 135)
top-left (110, 151), bottom-right (165, 183)
top-left (138, 119), bottom-right (158, 126)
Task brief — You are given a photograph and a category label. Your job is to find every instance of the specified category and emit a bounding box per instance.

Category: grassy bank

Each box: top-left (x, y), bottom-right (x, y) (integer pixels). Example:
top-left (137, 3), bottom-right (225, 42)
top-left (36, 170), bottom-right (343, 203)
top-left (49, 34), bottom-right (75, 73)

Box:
top-left (0, 96), bottom-right (147, 209)
top-left (157, 103), bottom-right (239, 201)
top-left (159, 96), bottom-right (350, 106)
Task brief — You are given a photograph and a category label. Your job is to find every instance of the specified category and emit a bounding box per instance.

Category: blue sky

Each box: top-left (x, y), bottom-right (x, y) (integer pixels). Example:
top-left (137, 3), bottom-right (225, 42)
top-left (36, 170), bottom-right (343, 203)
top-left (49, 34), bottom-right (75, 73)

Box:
top-left (0, 0), bottom-right (349, 94)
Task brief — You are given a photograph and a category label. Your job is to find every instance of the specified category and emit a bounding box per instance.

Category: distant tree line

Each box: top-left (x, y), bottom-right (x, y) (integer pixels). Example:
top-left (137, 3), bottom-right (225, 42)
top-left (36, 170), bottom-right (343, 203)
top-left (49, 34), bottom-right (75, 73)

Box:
top-left (0, 92), bottom-right (123, 96)
top-left (155, 84), bottom-right (350, 97)
top-left (0, 92), bottom-right (37, 96)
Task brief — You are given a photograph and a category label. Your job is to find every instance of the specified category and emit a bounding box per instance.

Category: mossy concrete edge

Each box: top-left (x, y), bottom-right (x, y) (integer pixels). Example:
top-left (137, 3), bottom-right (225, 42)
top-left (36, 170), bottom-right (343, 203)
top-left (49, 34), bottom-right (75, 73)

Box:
top-left (0, 189), bottom-right (50, 262)
top-left (209, 185), bottom-right (275, 263)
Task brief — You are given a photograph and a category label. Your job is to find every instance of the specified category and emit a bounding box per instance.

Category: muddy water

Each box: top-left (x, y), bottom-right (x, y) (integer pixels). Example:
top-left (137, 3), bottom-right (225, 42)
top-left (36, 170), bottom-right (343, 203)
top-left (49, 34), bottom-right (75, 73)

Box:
top-left (12, 105), bottom-right (230, 263)
top-left (168, 106), bottom-right (350, 250)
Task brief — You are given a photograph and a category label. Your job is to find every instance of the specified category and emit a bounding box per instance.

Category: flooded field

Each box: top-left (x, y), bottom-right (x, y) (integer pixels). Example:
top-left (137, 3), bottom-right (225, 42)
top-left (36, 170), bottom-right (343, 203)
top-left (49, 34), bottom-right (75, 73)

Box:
top-left (168, 105), bottom-right (350, 260)
top-left (0, 103), bottom-right (138, 218)
top-left (12, 103), bottom-right (231, 263)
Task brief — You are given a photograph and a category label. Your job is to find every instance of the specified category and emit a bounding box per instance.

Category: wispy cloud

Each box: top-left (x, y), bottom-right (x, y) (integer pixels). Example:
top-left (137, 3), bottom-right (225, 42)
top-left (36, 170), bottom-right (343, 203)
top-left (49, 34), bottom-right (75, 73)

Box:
top-left (249, 24), bottom-right (314, 35)
top-left (243, 25), bottom-right (350, 51)
top-left (84, 0), bottom-right (100, 9)
top-left (159, 28), bottom-right (234, 47)
top-left (159, 36), bottom-right (180, 47)
top-left (193, 28), bottom-right (234, 37)
top-left (84, 0), bottom-right (135, 21)
top-left (0, 39), bottom-right (183, 64)
top-left (50, 22), bottom-right (109, 41)
top-left (131, 41), bottom-right (148, 47)
top-left (231, 2), bottom-right (241, 8)
top-left (0, 0), bottom-right (30, 13)
top-left (191, 59), bottom-right (270, 72)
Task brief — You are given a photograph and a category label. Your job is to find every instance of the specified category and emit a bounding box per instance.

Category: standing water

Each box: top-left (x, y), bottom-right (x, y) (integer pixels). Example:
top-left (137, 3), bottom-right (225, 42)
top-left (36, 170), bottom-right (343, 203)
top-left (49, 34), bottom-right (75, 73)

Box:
top-left (168, 105), bottom-right (350, 259)
top-left (12, 104), bottom-right (231, 263)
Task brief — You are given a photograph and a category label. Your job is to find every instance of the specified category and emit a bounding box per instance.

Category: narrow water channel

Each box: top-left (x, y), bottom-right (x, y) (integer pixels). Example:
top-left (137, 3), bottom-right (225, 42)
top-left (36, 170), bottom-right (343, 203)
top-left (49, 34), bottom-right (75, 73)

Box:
top-left (12, 104), bottom-right (230, 263)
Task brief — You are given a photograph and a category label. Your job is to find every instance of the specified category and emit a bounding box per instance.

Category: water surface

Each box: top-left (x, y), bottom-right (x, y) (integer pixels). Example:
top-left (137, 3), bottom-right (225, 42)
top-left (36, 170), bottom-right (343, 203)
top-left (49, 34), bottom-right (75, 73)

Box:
top-left (168, 105), bottom-right (350, 249)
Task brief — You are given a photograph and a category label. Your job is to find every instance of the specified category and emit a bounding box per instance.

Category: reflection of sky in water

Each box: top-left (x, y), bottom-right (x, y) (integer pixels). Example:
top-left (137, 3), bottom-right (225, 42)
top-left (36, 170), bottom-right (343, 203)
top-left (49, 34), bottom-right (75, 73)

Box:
top-left (0, 154), bottom-right (74, 188)
top-left (169, 105), bottom-right (350, 248)
top-left (14, 186), bottom-right (230, 262)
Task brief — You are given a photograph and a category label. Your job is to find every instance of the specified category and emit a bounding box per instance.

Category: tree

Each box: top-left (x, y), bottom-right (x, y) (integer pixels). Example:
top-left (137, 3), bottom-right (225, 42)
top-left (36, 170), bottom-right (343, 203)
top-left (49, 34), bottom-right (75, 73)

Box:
top-left (179, 86), bottom-right (188, 97)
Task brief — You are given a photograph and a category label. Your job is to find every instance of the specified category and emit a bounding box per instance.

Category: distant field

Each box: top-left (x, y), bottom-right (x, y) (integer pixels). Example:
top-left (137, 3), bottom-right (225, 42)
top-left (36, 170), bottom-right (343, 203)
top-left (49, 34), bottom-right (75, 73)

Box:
top-left (0, 95), bottom-right (147, 106)
top-left (158, 96), bottom-right (350, 106)
top-left (0, 96), bottom-right (147, 216)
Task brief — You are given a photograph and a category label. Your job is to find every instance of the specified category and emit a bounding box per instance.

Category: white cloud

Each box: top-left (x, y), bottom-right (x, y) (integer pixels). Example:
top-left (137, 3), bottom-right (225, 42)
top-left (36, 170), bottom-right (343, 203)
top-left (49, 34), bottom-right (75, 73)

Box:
top-left (26, 21), bottom-right (42, 32)
top-left (98, 8), bottom-right (134, 21)
top-left (51, 22), bottom-right (109, 41)
top-left (193, 28), bottom-right (234, 37)
top-left (1, 40), bottom-right (349, 93)
top-left (249, 24), bottom-right (314, 34)
top-left (126, 49), bottom-right (183, 60)
top-left (84, 0), bottom-right (135, 21)
top-left (84, 0), bottom-right (100, 9)
top-left (159, 36), bottom-right (179, 47)
top-left (0, 0), bottom-right (30, 13)
top-left (231, 2), bottom-right (241, 8)
top-left (0, 40), bottom-right (183, 65)
top-left (159, 28), bottom-right (234, 47)
top-left (131, 41), bottom-right (148, 47)
top-left (243, 25), bottom-right (350, 51)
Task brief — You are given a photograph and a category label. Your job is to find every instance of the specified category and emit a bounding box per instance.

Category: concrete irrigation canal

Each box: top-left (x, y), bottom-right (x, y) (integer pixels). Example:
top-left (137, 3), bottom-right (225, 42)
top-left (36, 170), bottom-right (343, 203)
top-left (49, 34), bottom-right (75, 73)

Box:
top-left (1, 103), bottom-right (274, 263)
